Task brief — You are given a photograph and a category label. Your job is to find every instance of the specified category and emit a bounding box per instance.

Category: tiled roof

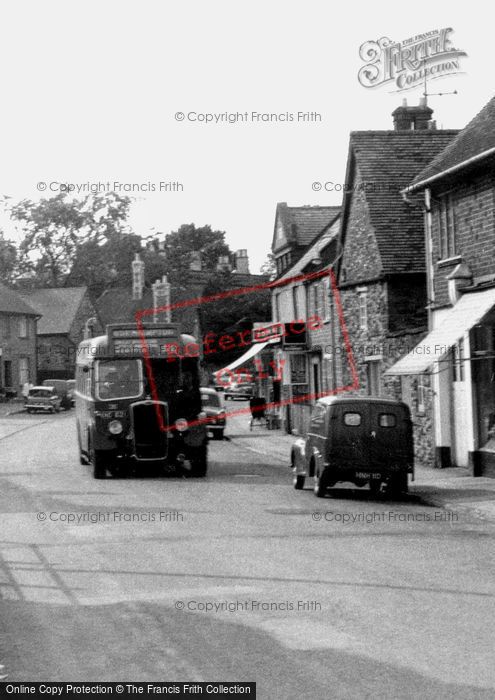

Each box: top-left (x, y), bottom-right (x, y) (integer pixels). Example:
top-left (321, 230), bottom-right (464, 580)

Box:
top-left (286, 205), bottom-right (341, 246)
top-left (409, 95), bottom-right (495, 189)
top-left (0, 283), bottom-right (39, 316)
top-left (95, 287), bottom-right (154, 328)
top-left (277, 214), bottom-right (341, 281)
top-left (19, 287), bottom-right (88, 334)
top-left (345, 130), bottom-right (458, 274)
top-left (273, 203), bottom-right (341, 252)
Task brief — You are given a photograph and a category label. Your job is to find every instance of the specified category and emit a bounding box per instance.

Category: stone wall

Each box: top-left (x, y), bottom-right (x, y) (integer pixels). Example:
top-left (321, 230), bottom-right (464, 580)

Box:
top-left (332, 280), bottom-right (434, 467)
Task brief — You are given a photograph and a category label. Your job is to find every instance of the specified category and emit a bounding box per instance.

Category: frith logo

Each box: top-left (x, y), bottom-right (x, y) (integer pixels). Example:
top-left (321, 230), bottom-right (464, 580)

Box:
top-left (358, 28), bottom-right (467, 92)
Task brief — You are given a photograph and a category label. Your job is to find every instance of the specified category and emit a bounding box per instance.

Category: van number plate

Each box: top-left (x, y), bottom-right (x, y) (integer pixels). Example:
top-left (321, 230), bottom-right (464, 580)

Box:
top-left (356, 472), bottom-right (381, 480)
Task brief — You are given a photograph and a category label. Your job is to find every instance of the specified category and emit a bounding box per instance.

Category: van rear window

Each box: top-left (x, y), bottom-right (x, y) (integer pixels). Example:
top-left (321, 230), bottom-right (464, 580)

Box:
top-left (379, 413), bottom-right (397, 427)
top-left (344, 412), bottom-right (361, 426)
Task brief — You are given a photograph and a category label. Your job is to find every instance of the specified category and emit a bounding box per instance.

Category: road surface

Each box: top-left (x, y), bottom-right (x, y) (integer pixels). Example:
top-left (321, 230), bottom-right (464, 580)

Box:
top-left (0, 404), bottom-right (494, 698)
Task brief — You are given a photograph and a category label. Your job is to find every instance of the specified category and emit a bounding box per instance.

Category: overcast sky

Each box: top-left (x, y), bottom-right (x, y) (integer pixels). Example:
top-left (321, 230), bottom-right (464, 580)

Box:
top-left (0, 1), bottom-right (490, 272)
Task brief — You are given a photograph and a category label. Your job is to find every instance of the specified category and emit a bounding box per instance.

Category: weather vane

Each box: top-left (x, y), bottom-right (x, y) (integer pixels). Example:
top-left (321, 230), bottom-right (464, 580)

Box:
top-left (422, 58), bottom-right (458, 99)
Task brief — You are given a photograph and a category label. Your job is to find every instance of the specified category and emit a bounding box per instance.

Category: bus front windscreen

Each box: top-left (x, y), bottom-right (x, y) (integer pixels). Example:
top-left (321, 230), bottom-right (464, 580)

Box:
top-left (96, 359), bottom-right (143, 400)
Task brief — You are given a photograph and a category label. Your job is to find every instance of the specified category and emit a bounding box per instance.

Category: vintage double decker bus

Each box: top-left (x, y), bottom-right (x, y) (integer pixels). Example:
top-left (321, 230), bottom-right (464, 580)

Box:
top-left (75, 323), bottom-right (208, 479)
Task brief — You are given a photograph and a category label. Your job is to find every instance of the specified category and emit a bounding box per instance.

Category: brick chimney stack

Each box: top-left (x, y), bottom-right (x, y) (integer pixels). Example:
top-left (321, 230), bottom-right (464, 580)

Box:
top-left (132, 252), bottom-right (145, 300)
top-left (392, 97), bottom-right (434, 131)
top-left (216, 255), bottom-right (231, 272)
top-left (152, 274), bottom-right (171, 322)
top-left (234, 249), bottom-right (249, 274)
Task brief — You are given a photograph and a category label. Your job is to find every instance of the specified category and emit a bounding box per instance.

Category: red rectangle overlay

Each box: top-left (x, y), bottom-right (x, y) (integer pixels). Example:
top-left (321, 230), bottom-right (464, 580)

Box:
top-left (135, 268), bottom-right (359, 431)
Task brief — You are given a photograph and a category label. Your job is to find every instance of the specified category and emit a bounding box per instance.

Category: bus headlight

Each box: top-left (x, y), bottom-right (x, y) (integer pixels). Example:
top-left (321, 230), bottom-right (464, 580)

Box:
top-left (108, 419), bottom-right (123, 435)
top-left (175, 418), bottom-right (188, 432)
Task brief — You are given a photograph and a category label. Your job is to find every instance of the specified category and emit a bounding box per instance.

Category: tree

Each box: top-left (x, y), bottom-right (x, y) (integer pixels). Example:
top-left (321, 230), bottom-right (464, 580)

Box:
top-left (142, 223), bottom-right (231, 289)
top-left (11, 192), bottom-right (133, 288)
top-left (260, 253), bottom-right (276, 278)
top-left (200, 269), bottom-right (272, 369)
top-left (67, 231), bottom-right (142, 296)
top-left (0, 231), bottom-right (19, 284)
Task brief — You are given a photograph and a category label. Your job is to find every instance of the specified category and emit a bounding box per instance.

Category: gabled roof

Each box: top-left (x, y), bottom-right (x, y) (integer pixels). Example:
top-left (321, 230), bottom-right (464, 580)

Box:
top-left (340, 129), bottom-right (458, 276)
top-left (408, 95), bottom-right (495, 190)
top-left (276, 213), bottom-right (341, 282)
top-left (0, 283), bottom-right (39, 316)
top-left (19, 287), bottom-right (88, 334)
top-left (272, 203), bottom-right (341, 252)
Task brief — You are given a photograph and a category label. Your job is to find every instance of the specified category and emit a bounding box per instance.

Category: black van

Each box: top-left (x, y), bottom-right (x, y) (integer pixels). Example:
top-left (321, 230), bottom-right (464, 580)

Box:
top-left (290, 397), bottom-right (414, 497)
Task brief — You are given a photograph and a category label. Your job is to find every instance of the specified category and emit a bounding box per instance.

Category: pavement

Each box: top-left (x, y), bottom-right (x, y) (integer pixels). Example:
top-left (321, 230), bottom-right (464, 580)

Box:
top-left (0, 401), bottom-right (25, 418)
top-left (228, 425), bottom-right (495, 525)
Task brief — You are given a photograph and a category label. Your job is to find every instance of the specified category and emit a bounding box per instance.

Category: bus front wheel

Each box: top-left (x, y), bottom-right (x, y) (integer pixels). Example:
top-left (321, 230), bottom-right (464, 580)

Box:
top-left (189, 444), bottom-right (208, 478)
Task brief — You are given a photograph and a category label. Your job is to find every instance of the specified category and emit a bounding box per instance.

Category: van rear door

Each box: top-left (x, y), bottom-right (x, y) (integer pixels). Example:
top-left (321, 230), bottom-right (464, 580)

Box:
top-left (333, 404), bottom-right (370, 473)
top-left (368, 403), bottom-right (410, 471)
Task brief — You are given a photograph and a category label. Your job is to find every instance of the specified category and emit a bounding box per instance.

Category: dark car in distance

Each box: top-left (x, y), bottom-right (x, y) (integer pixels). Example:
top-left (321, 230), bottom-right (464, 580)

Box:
top-left (224, 381), bottom-right (255, 401)
top-left (200, 387), bottom-right (226, 440)
top-left (291, 396), bottom-right (414, 498)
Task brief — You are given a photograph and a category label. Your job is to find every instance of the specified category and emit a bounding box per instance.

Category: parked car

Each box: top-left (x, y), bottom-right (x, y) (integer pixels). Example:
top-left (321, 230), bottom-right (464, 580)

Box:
top-left (25, 386), bottom-right (62, 414)
top-left (291, 397), bottom-right (414, 498)
top-left (224, 381), bottom-right (255, 401)
top-left (67, 379), bottom-right (76, 406)
top-left (201, 387), bottom-right (226, 439)
top-left (42, 379), bottom-right (72, 409)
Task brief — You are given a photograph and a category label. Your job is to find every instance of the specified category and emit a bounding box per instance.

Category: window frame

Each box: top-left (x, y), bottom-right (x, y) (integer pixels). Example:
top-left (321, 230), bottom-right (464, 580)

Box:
top-left (18, 315), bottom-right (28, 338)
top-left (358, 290), bottom-right (368, 331)
top-left (322, 277), bottom-right (331, 322)
top-left (438, 193), bottom-right (456, 260)
top-left (453, 339), bottom-right (465, 382)
top-left (366, 359), bottom-right (380, 396)
top-left (417, 381), bottom-right (427, 416)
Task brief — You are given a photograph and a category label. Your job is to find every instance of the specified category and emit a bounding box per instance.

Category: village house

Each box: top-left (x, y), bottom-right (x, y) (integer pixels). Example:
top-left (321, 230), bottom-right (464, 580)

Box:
top-left (388, 94), bottom-right (495, 477)
top-left (270, 203), bottom-right (341, 433)
top-left (332, 100), bottom-right (458, 466)
top-left (0, 283), bottom-right (39, 396)
top-left (19, 287), bottom-right (102, 383)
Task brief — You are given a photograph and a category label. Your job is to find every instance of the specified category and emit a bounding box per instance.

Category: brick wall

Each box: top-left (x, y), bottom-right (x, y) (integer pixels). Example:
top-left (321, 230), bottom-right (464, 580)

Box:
top-left (432, 174), bottom-right (495, 307)
top-left (0, 314), bottom-right (38, 393)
